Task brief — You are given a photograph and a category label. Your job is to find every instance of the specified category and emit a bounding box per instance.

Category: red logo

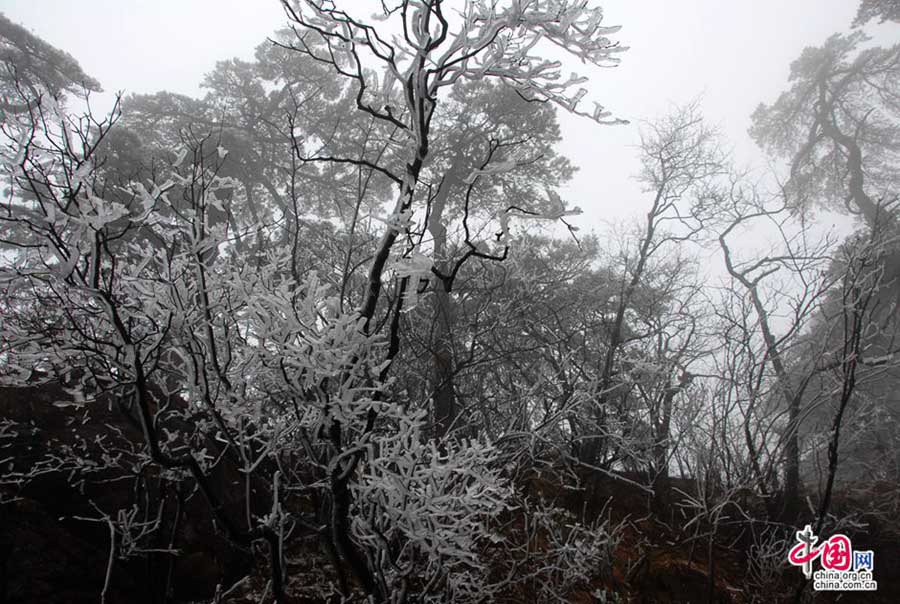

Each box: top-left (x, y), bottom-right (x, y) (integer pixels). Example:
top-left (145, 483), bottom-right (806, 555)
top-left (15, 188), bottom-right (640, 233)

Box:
top-left (789, 533), bottom-right (852, 571)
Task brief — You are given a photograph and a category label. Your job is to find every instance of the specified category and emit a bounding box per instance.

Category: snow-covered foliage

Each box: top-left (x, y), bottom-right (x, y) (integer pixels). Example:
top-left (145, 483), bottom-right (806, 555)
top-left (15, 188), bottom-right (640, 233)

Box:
top-left (283, 0), bottom-right (626, 128)
top-left (516, 498), bottom-right (619, 603)
top-left (354, 418), bottom-right (510, 602)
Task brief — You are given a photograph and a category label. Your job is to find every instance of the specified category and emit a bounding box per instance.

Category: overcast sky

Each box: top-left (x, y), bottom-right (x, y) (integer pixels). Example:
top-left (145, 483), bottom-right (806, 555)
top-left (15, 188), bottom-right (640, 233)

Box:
top-left (1, 0), bottom-right (895, 234)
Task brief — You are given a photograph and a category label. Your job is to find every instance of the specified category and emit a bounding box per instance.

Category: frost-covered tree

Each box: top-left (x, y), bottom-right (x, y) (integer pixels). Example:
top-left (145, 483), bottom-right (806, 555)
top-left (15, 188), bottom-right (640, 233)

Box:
top-left (854, 0), bottom-right (900, 26)
top-left (750, 32), bottom-right (899, 226)
top-left (0, 13), bottom-right (101, 110)
top-left (269, 2), bottom-right (625, 599)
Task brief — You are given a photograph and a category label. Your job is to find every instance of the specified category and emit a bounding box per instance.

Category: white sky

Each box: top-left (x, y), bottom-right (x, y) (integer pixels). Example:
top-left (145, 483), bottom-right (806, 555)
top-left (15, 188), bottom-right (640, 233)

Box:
top-left (1, 0), bottom-right (896, 235)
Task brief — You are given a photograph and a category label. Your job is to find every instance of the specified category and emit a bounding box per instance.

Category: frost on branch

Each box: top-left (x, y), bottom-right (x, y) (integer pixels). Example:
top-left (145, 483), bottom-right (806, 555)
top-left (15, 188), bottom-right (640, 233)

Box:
top-left (281, 0), bottom-right (627, 137)
top-left (388, 251), bottom-right (433, 310)
top-left (353, 411), bottom-right (511, 602)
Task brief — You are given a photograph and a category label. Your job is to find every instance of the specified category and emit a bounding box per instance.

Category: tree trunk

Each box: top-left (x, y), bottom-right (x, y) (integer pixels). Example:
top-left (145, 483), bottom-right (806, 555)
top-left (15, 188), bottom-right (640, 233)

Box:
top-left (432, 270), bottom-right (457, 439)
top-left (428, 165), bottom-right (463, 440)
top-left (783, 394), bottom-right (802, 519)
